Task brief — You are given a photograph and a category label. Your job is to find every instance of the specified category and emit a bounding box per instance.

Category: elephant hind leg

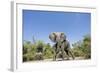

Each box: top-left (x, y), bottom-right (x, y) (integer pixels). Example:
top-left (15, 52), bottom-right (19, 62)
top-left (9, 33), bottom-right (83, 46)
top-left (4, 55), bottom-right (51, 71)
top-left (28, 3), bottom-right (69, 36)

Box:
top-left (68, 50), bottom-right (75, 60)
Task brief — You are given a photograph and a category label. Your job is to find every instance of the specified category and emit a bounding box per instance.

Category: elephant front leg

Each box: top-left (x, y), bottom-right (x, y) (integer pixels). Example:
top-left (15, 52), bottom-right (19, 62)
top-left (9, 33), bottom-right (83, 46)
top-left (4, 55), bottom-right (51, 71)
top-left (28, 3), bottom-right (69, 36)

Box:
top-left (61, 49), bottom-right (65, 60)
top-left (53, 49), bottom-right (58, 61)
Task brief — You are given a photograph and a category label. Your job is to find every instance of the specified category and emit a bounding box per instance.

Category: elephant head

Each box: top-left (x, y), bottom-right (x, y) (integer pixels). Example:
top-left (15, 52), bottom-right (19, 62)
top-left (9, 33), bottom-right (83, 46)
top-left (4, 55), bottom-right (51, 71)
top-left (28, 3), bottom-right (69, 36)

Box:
top-left (49, 32), bottom-right (66, 43)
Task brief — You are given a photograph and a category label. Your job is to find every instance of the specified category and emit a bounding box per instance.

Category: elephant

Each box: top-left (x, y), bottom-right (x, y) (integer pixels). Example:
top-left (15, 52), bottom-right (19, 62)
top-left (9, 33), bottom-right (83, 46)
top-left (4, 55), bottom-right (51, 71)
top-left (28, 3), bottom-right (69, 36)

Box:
top-left (49, 32), bottom-right (75, 61)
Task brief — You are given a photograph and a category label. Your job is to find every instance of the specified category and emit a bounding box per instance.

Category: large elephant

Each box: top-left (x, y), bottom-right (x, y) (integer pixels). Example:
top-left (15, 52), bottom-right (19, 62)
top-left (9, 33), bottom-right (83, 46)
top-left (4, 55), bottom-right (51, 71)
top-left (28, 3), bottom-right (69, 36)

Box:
top-left (49, 32), bottom-right (75, 61)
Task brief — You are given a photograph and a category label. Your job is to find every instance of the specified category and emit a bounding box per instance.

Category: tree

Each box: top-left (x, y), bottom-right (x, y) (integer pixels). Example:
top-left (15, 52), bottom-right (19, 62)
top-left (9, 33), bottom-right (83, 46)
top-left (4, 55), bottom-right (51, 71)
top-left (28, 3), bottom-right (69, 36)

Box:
top-left (72, 34), bottom-right (91, 59)
top-left (23, 41), bottom-right (34, 62)
top-left (82, 35), bottom-right (91, 58)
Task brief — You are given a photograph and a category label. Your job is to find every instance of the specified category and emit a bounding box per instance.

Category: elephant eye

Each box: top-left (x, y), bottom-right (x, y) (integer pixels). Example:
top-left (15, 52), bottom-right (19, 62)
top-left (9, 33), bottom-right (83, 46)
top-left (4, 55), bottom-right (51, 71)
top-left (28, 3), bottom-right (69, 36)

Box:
top-left (60, 33), bottom-right (66, 40)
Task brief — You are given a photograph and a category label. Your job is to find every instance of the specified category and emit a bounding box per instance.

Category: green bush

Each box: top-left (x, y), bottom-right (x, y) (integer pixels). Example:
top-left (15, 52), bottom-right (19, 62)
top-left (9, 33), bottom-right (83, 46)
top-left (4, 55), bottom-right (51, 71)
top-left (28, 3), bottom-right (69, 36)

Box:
top-left (23, 40), bottom-right (54, 62)
top-left (72, 34), bottom-right (91, 59)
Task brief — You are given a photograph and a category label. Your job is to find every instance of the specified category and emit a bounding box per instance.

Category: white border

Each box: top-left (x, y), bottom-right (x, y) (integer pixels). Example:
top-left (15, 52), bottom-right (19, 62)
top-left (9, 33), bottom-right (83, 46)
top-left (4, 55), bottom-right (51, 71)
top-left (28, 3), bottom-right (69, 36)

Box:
top-left (11, 1), bottom-right (97, 72)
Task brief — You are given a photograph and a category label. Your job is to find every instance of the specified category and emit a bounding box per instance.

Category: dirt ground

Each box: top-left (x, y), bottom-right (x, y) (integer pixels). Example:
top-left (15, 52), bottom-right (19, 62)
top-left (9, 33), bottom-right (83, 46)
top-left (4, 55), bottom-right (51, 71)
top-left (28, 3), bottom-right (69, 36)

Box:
top-left (24, 57), bottom-right (88, 63)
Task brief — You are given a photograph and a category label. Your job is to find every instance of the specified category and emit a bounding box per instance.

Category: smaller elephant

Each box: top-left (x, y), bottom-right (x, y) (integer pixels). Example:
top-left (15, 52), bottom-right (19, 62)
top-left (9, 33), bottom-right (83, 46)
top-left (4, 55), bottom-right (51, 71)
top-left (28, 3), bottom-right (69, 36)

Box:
top-left (49, 32), bottom-right (75, 61)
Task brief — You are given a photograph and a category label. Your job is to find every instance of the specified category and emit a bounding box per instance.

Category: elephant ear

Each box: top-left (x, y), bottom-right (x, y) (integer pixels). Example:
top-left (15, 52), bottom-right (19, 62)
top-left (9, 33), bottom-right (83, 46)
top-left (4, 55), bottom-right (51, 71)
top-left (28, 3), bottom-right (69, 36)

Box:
top-left (60, 32), bottom-right (66, 42)
top-left (49, 33), bottom-right (56, 42)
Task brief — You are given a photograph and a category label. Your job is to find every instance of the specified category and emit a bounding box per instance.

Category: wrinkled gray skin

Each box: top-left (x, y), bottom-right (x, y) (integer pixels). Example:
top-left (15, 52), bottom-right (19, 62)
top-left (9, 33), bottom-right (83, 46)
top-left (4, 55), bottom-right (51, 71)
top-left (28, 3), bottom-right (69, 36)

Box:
top-left (49, 32), bottom-right (75, 61)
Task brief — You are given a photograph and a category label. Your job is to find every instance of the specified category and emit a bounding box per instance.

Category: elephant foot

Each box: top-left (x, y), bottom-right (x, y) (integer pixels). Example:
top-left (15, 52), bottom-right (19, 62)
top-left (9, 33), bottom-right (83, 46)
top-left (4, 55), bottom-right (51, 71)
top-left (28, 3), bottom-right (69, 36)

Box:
top-left (72, 57), bottom-right (75, 60)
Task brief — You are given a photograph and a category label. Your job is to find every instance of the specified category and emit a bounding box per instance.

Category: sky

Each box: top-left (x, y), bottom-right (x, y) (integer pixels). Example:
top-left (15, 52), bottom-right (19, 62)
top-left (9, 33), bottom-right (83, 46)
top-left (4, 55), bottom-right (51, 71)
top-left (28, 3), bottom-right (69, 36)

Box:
top-left (23, 10), bottom-right (91, 46)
